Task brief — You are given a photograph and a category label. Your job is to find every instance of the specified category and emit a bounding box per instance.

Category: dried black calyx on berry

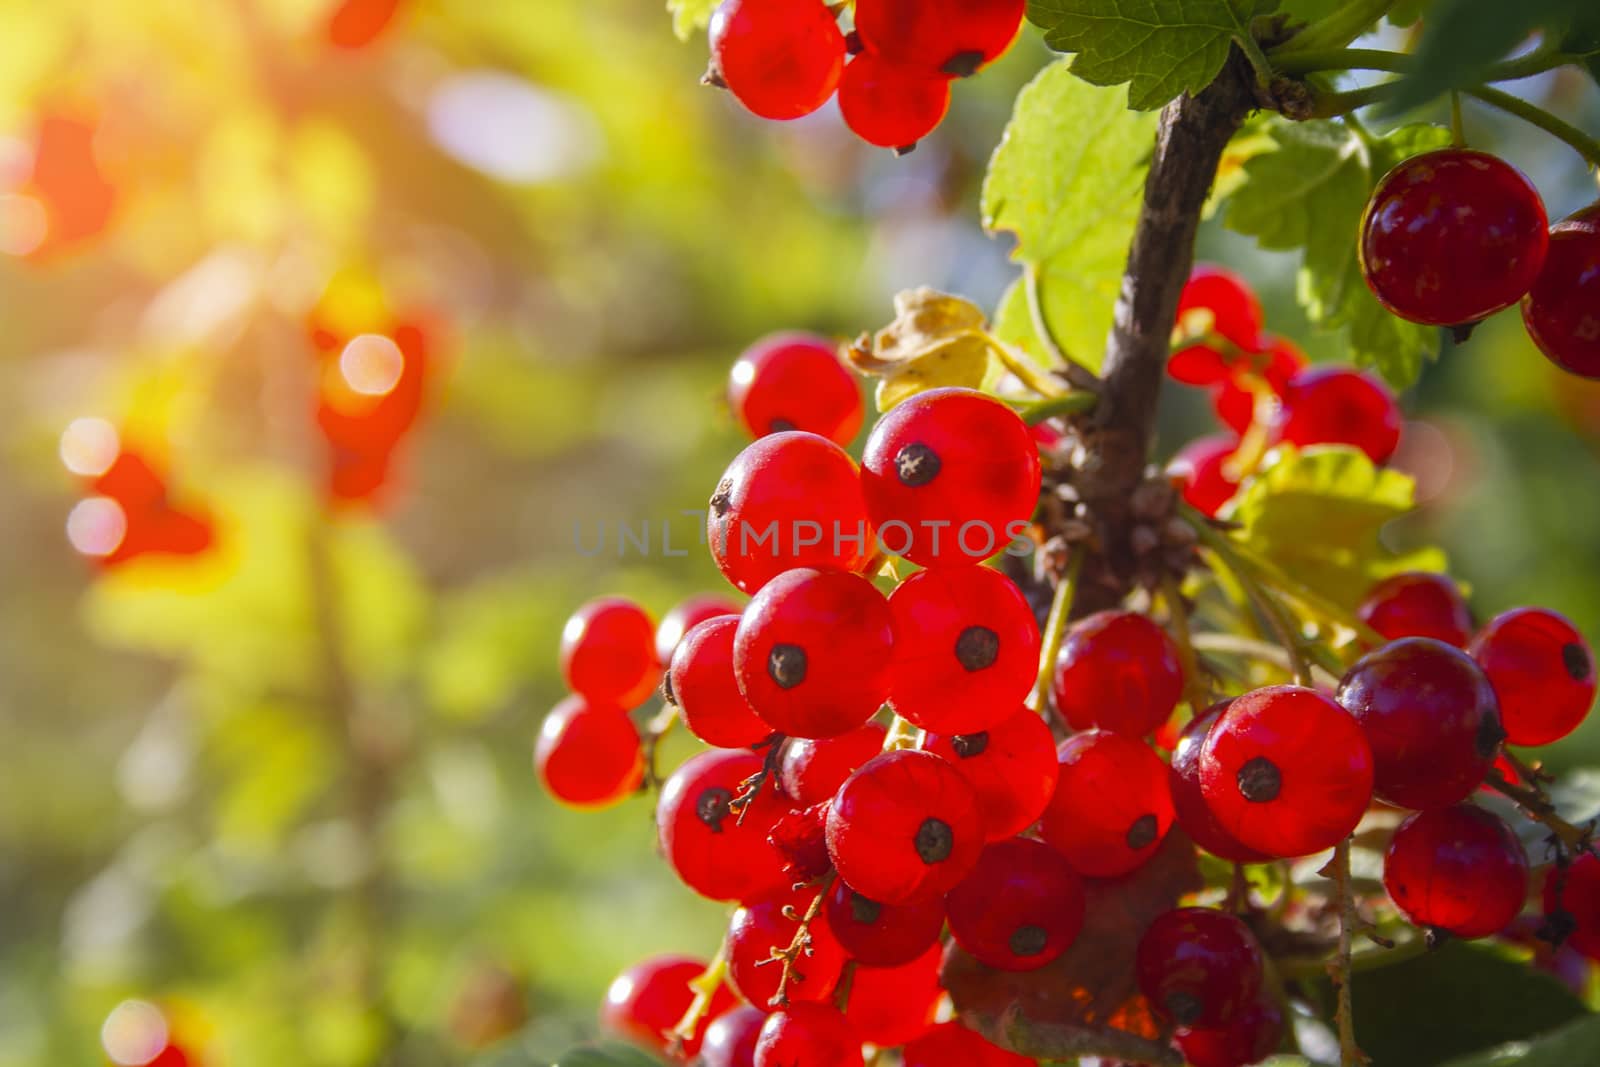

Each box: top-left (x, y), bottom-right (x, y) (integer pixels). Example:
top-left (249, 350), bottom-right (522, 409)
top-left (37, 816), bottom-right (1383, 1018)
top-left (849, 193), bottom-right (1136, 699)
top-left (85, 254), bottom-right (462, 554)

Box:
top-left (940, 50), bottom-right (984, 78)
top-left (849, 893), bottom-right (882, 925)
top-left (769, 418), bottom-right (797, 433)
top-left (954, 625), bottom-right (999, 671)
top-left (1125, 813), bottom-right (1159, 850)
top-left (696, 787), bottom-right (734, 832)
top-left (1564, 642), bottom-right (1592, 681)
top-left (1165, 991), bottom-right (1204, 1026)
top-left (914, 817), bottom-right (954, 864)
top-left (768, 644), bottom-right (808, 689)
top-left (1237, 756), bottom-right (1282, 803)
top-left (894, 442), bottom-right (941, 487)
top-left (1009, 924), bottom-right (1048, 957)
top-left (710, 479), bottom-right (733, 516)
top-left (950, 732), bottom-right (989, 759)
top-left (1476, 709), bottom-right (1507, 759)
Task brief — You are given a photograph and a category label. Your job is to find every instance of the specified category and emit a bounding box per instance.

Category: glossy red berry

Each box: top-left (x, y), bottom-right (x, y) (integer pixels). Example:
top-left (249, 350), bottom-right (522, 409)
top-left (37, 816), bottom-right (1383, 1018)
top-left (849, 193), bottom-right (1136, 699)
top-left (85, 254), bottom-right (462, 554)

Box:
top-left (1136, 907), bottom-right (1264, 1028)
top-left (838, 53), bottom-right (951, 151)
top-left (1169, 704), bottom-right (1270, 864)
top-left (729, 332), bottom-right (861, 446)
top-left (778, 722), bottom-right (887, 806)
top-left (1358, 571), bottom-right (1473, 648)
top-left (536, 696), bottom-right (644, 808)
top-left (924, 707), bottom-right (1057, 840)
top-left (1040, 730), bottom-right (1174, 877)
top-left (861, 388), bottom-right (1041, 568)
top-left (823, 876), bottom-right (944, 967)
top-left (601, 956), bottom-right (733, 1057)
top-left (657, 749), bottom-right (789, 902)
top-left (1361, 148), bottom-right (1548, 326)
top-left (733, 568), bottom-right (895, 739)
top-left (1176, 993), bottom-right (1286, 1067)
top-left (1176, 264), bottom-right (1265, 350)
top-left (709, 432), bottom-right (874, 594)
top-left (1383, 804), bottom-right (1527, 939)
top-left (826, 750), bottom-right (984, 904)
top-left (668, 617), bottom-right (773, 748)
top-left (560, 597), bottom-right (662, 708)
top-left (1199, 686), bottom-right (1375, 858)
top-left (841, 942), bottom-right (943, 1046)
top-left (1337, 637), bottom-right (1503, 809)
top-left (887, 566), bottom-right (1041, 734)
top-left (1524, 204), bottom-right (1600, 378)
top-left (709, 0), bottom-right (846, 121)
top-left (753, 1003), bottom-right (862, 1067)
top-left (703, 1005), bottom-right (767, 1067)
top-left (1169, 435), bottom-right (1242, 517)
top-left (902, 1021), bottom-right (1033, 1067)
top-left (657, 592), bottom-right (744, 665)
top-left (946, 837), bottom-right (1085, 971)
top-left (1544, 850), bottom-right (1600, 960)
top-left (727, 884), bottom-right (848, 1008)
top-left (1275, 366), bottom-right (1402, 466)
top-left (1051, 611), bottom-right (1183, 736)
top-left (854, 0), bottom-right (1024, 77)
top-left (1472, 607), bottom-right (1597, 747)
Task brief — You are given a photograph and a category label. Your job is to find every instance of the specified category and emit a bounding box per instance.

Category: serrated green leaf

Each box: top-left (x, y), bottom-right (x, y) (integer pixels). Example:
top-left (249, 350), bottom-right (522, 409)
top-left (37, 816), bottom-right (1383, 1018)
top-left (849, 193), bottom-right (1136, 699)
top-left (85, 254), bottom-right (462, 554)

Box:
top-left (1441, 1015), bottom-right (1600, 1066)
top-left (552, 1043), bottom-right (665, 1067)
top-left (982, 61), bottom-right (1158, 371)
top-left (1026, 0), bottom-right (1277, 110)
top-left (667, 0), bottom-right (717, 40)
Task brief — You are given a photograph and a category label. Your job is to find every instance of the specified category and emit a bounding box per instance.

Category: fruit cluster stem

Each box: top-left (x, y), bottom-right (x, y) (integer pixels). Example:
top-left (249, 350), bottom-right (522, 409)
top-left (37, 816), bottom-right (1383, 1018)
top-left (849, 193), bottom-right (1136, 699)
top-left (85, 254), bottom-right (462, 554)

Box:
top-left (1488, 769), bottom-right (1592, 851)
top-left (1329, 839), bottom-right (1367, 1066)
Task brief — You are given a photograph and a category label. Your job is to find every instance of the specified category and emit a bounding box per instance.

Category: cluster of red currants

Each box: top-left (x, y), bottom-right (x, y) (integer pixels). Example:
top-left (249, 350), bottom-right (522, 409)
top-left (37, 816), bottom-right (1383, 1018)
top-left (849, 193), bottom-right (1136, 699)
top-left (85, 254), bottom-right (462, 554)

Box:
top-left (707, 0), bottom-right (1025, 152)
top-left (66, 441), bottom-right (215, 568)
top-left (1360, 147), bottom-right (1600, 379)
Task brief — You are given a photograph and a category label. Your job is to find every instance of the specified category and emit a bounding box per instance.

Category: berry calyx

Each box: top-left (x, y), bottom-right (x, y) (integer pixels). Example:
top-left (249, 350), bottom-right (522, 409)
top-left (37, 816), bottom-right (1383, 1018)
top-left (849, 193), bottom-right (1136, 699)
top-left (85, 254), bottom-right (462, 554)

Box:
top-left (1040, 729), bottom-right (1175, 877)
top-left (923, 705), bottom-right (1059, 840)
top-left (657, 749), bottom-right (789, 902)
top-left (1275, 366), bottom-right (1402, 466)
top-left (560, 596), bottom-right (662, 707)
top-left (727, 884), bottom-right (847, 1007)
top-left (536, 696), bottom-right (644, 808)
top-left (945, 837), bottom-right (1085, 971)
top-left (601, 955), bottom-right (734, 1058)
top-left (823, 877), bottom-right (945, 967)
top-left (853, 0), bottom-right (1025, 78)
top-left (753, 1003), bottom-right (863, 1067)
top-left (1358, 571), bottom-right (1473, 648)
top-left (709, 0), bottom-right (846, 121)
top-left (1169, 434), bottom-right (1242, 518)
top-left (1472, 607), bottom-right (1597, 747)
top-left (840, 942), bottom-right (943, 1046)
top-left (1135, 907), bottom-right (1265, 1029)
top-left (728, 332), bottom-right (863, 445)
top-left (778, 722), bottom-right (888, 806)
top-left (1544, 850), bottom-right (1600, 961)
top-left (1383, 804), bottom-right (1527, 939)
top-left (1051, 610), bottom-right (1184, 736)
top-left (1523, 203), bottom-right (1600, 379)
top-left (1175, 992), bottom-right (1286, 1067)
top-left (901, 1021), bottom-right (1034, 1067)
top-left (657, 592), bottom-right (744, 665)
top-left (703, 1005), bottom-right (767, 1067)
top-left (838, 52), bottom-right (951, 152)
top-left (668, 616), bottom-right (773, 748)
top-left (1169, 703), bottom-right (1270, 864)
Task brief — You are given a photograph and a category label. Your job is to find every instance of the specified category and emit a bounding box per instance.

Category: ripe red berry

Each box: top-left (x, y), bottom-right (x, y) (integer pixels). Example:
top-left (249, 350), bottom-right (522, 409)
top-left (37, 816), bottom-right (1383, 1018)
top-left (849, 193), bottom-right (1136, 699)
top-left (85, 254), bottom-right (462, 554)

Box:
top-left (1212, 336), bottom-right (1307, 436)
top-left (1051, 611), bottom-right (1184, 736)
top-left (536, 696), bottom-right (644, 808)
top-left (853, 0), bottom-right (1024, 77)
top-left (838, 53), bottom-right (951, 151)
top-left (923, 707), bottom-right (1058, 840)
top-left (727, 884), bottom-right (848, 1008)
top-left (1136, 907), bottom-right (1264, 1028)
top-left (1199, 686), bottom-right (1375, 858)
top-left (703, 1005), bottom-right (767, 1067)
top-left (1383, 804), bottom-right (1527, 939)
top-left (560, 597), bottom-right (662, 708)
top-left (946, 837), bottom-right (1085, 971)
top-left (823, 876), bottom-right (944, 966)
top-left (709, 432), bottom-right (875, 594)
top-left (658, 593), bottom-right (744, 665)
top-left (1361, 148), bottom-right (1549, 326)
top-left (887, 566), bottom-right (1041, 734)
top-left (1544, 850), bottom-right (1600, 960)
top-left (826, 750), bottom-right (984, 904)
top-left (1169, 435), bottom-right (1242, 517)
top-left (601, 955), bottom-right (734, 1058)
top-left (861, 388), bottom-right (1041, 568)
top-left (1358, 571), bottom-right (1473, 648)
top-left (1523, 204), bottom-right (1600, 379)
top-left (709, 0), bottom-right (846, 121)
top-left (1169, 704), bottom-right (1270, 864)
top-left (1176, 264), bottom-right (1265, 350)
top-left (1040, 730), bottom-right (1174, 877)
top-left (1472, 607), bottom-right (1597, 747)
top-left (778, 722), bottom-right (887, 806)
top-left (1275, 366), bottom-right (1402, 466)
top-left (902, 1021), bottom-right (1033, 1067)
top-left (668, 617), bottom-right (773, 748)
top-left (729, 332), bottom-right (863, 445)
top-left (657, 749), bottom-right (789, 902)
top-left (733, 568), bottom-right (895, 739)
top-left (1175, 993), bottom-right (1286, 1067)
top-left (753, 1003), bottom-right (863, 1067)
top-left (841, 941), bottom-right (943, 1046)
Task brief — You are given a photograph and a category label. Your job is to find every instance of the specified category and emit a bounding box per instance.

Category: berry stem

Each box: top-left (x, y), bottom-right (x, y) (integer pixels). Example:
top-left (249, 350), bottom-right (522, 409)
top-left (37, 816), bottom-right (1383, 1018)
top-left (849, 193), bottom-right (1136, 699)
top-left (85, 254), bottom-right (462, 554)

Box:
top-left (1310, 80), bottom-right (1397, 118)
top-left (1487, 768), bottom-right (1591, 851)
top-left (1272, 0), bottom-right (1397, 58)
top-left (1023, 264), bottom-right (1101, 392)
top-left (1188, 516), bottom-right (1314, 685)
top-left (1231, 31), bottom-right (1278, 92)
top-left (1464, 85), bottom-right (1600, 169)
top-left (1328, 838), bottom-right (1368, 1067)
top-left (762, 874), bottom-right (834, 1006)
top-left (1015, 391), bottom-right (1098, 425)
top-left (671, 940), bottom-right (729, 1043)
top-left (1032, 548), bottom-right (1084, 724)
top-left (1450, 91), bottom-right (1467, 147)
top-left (640, 703), bottom-right (678, 792)
top-left (1190, 632), bottom-right (1341, 688)
top-left (1160, 572), bottom-right (1217, 710)
top-left (1275, 43), bottom-right (1576, 81)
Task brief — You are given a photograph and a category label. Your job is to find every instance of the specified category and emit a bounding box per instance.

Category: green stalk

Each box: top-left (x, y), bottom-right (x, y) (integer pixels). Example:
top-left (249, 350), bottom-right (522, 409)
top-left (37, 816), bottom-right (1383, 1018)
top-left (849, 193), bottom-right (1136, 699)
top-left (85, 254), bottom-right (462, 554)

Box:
top-left (1273, 0), bottom-right (1397, 58)
top-left (1466, 85), bottom-right (1600, 168)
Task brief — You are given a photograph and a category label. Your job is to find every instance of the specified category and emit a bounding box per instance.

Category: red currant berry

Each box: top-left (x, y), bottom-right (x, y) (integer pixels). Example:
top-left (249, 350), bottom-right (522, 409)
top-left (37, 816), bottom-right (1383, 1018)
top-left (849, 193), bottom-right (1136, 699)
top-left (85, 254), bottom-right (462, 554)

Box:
top-left (861, 387), bottom-right (1041, 569)
top-left (601, 955), bottom-right (734, 1057)
top-left (1544, 850), bottom-right (1600, 960)
top-left (1358, 571), bottom-right (1473, 648)
top-left (657, 592), bottom-right (744, 665)
top-left (841, 941), bottom-right (943, 1046)
top-left (1040, 730), bottom-right (1174, 877)
top-left (902, 1021), bottom-right (1033, 1067)
top-left (1169, 435), bottom-right (1242, 517)
top-left (1051, 611), bottom-right (1184, 736)
top-left (924, 706), bottom-right (1058, 840)
top-left (709, 0), bottom-right (846, 121)
top-left (853, 0), bottom-right (1024, 77)
top-left (668, 617), bottom-right (773, 748)
top-left (1361, 148), bottom-right (1548, 326)
top-left (1176, 992), bottom-right (1286, 1067)
top-left (729, 332), bottom-right (863, 446)
top-left (709, 432), bottom-right (875, 594)
top-left (826, 749), bottom-right (984, 904)
top-left (778, 722), bottom-right (887, 806)
top-left (1170, 703), bottom-right (1270, 864)
top-left (1135, 907), bottom-right (1264, 1028)
top-left (1212, 336), bottom-right (1307, 436)
top-left (1176, 264), bottom-right (1265, 350)
top-left (733, 568), bottom-right (895, 739)
top-left (1524, 204), bottom-right (1600, 378)
top-left (1384, 804), bottom-right (1527, 939)
top-left (657, 749), bottom-right (789, 902)
top-left (823, 876), bottom-right (945, 966)
top-left (887, 566), bottom-right (1041, 734)
top-left (1275, 366), bottom-right (1402, 466)
top-left (1472, 607), bottom-right (1597, 747)
top-left (1337, 637), bottom-right (1503, 809)
top-left (536, 696), bottom-right (643, 808)
top-left (838, 52), bottom-right (951, 151)
top-left (703, 1005), bottom-right (767, 1067)
top-left (1199, 686), bottom-right (1375, 858)
top-left (727, 884), bottom-right (847, 1008)
top-left (753, 1003), bottom-right (863, 1067)
top-left (946, 837), bottom-right (1085, 971)
top-left (560, 596), bottom-right (662, 708)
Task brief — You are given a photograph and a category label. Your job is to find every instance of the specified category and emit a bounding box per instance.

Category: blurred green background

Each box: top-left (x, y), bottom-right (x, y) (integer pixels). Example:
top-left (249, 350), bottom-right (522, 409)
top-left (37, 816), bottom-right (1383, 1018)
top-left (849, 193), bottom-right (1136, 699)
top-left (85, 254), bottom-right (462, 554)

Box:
top-left (1, 2), bottom-right (1598, 1066)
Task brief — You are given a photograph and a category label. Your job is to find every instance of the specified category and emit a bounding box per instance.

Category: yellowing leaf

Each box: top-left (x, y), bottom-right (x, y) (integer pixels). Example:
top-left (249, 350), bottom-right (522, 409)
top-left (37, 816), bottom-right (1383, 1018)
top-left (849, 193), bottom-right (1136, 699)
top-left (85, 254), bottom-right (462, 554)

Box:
top-left (846, 288), bottom-right (995, 411)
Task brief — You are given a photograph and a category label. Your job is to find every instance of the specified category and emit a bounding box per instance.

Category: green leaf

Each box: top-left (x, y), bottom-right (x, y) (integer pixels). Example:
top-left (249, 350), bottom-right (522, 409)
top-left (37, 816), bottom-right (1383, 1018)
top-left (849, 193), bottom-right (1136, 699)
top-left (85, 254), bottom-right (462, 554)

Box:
top-left (982, 61), bottom-right (1158, 372)
top-left (1388, 0), bottom-right (1431, 27)
top-left (1222, 118), bottom-right (1448, 387)
top-left (553, 1044), bottom-right (665, 1067)
top-left (666, 0), bottom-right (717, 40)
top-left (1441, 1015), bottom-right (1600, 1066)
top-left (1278, 0), bottom-right (1342, 23)
top-left (1025, 0), bottom-right (1277, 110)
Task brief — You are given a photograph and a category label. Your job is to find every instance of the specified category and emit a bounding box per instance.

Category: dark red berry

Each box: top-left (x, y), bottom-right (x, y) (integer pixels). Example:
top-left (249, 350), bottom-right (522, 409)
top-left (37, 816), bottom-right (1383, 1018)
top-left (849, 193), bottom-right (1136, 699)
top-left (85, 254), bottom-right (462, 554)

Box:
top-left (887, 566), bottom-right (1041, 734)
top-left (838, 52), bottom-right (951, 151)
top-left (1040, 729), bottom-right (1174, 877)
top-left (1384, 804), bottom-right (1527, 939)
top-left (823, 877), bottom-right (944, 966)
top-left (1169, 435), bottom-right (1242, 517)
top-left (1275, 366), bottom-right (1401, 466)
top-left (1524, 204), bottom-right (1600, 379)
top-left (1199, 686), bottom-right (1374, 858)
top-left (657, 749), bottom-right (789, 902)
top-left (727, 884), bottom-right (847, 1008)
top-left (778, 723), bottom-right (887, 806)
top-left (1472, 607), bottom-right (1596, 747)
top-left (1136, 907), bottom-right (1264, 1029)
top-left (924, 706), bottom-right (1058, 840)
top-left (601, 955), bottom-right (734, 1058)
top-left (733, 568), bottom-right (895, 739)
top-left (703, 1005), bottom-right (767, 1067)
top-left (1358, 571), bottom-right (1473, 648)
top-left (946, 837), bottom-right (1085, 971)
top-left (729, 332), bottom-right (863, 445)
top-left (1544, 850), bottom-right (1600, 960)
top-left (560, 596), bottom-right (662, 708)
top-left (658, 592), bottom-right (744, 665)
top-left (1361, 148), bottom-right (1548, 326)
top-left (853, 0), bottom-right (1024, 77)
top-left (1176, 264), bottom-right (1265, 351)
top-left (668, 617), bottom-right (773, 748)
top-left (1169, 704), bottom-right (1270, 864)
top-left (1051, 611), bottom-right (1184, 736)
top-left (1176, 992), bottom-right (1286, 1067)
top-left (709, 0), bottom-right (846, 121)
top-left (861, 387), bottom-right (1041, 568)
top-left (536, 696), bottom-right (644, 808)
top-left (754, 1003), bottom-right (862, 1067)
top-left (826, 749), bottom-right (984, 904)
top-left (902, 1021), bottom-right (1033, 1067)
top-left (841, 941), bottom-right (942, 1046)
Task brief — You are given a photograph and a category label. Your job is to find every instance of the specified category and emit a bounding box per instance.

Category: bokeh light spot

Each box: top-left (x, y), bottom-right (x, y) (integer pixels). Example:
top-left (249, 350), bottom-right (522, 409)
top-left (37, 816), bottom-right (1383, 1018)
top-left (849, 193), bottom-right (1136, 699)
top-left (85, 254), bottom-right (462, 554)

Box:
top-left (101, 999), bottom-right (167, 1066)
top-left (68, 497), bottom-right (128, 558)
top-left (340, 333), bottom-right (405, 396)
top-left (60, 418), bottom-right (121, 476)
top-left (0, 193), bottom-right (48, 256)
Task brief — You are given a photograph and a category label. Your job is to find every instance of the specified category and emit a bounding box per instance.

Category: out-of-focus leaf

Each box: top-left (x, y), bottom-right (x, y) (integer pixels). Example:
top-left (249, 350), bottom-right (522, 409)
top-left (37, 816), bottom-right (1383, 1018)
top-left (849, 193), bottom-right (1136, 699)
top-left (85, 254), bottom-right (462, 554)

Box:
top-left (553, 1041), bottom-right (665, 1066)
top-left (667, 0), bottom-right (718, 40)
top-left (1441, 1015), bottom-right (1600, 1066)
top-left (845, 288), bottom-right (995, 410)
top-left (1389, 0), bottom-right (1431, 27)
